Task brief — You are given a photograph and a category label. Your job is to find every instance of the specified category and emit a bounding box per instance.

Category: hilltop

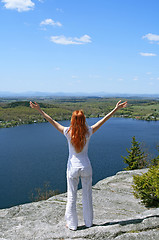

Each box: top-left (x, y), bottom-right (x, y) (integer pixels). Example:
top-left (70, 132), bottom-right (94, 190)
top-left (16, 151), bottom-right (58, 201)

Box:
top-left (0, 169), bottom-right (159, 239)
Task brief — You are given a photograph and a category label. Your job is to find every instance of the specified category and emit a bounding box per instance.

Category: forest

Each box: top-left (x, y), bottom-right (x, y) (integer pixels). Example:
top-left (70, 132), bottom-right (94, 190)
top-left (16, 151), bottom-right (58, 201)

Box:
top-left (0, 97), bottom-right (159, 128)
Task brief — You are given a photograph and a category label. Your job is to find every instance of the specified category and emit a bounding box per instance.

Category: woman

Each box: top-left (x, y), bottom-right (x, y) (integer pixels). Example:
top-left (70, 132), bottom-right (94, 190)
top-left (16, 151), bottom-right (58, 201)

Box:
top-left (30, 100), bottom-right (127, 230)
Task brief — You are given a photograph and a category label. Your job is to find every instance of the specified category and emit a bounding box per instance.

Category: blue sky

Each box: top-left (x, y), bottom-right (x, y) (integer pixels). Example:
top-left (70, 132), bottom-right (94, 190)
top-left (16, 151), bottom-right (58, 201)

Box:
top-left (0, 0), bottom-right (159, 94)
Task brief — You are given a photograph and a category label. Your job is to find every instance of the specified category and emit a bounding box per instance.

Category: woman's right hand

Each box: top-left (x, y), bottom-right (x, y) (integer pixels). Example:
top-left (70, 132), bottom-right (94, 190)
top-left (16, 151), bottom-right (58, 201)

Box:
top-left (30, 100), bottom-right (64, 134)
top-left (30, 101), bottom-right (41, 111)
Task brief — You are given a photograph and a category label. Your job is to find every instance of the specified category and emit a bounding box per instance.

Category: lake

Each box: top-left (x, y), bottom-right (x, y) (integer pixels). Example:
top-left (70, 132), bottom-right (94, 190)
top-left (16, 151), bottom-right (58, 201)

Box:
top-left (0, 118), bottom-right (159, 209)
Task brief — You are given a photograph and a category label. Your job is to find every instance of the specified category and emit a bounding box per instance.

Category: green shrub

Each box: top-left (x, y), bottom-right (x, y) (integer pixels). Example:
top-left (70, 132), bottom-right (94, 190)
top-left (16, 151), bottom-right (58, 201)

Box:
top-left (132, 165), bottom-right (159, 207)
top-left (122, 136), bottom-right (148, 170)
top-left (149, 146), bottom-right (159, 167)
top-left (30, 181), bottom-right (59, 202)
top-left (150, 156), bottom-right (159, 167)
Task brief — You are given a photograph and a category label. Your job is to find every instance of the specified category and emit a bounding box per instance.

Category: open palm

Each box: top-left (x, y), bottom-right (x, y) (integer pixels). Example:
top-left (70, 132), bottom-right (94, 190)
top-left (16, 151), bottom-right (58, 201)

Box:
top-left (116, 100), bottom-right (127, 110)
top-left (30, 101), bottom-right (41, 111)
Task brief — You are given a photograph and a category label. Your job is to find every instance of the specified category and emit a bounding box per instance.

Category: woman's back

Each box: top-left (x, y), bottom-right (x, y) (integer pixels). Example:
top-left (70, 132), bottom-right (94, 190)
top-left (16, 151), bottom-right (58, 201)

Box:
top-left (64, 126), bottom-right (93, 168)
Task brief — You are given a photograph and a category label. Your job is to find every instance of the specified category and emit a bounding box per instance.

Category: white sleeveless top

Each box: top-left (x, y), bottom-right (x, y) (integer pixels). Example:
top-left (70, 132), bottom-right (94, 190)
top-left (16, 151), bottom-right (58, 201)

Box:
top-left (63, 126), bottom-right (93, 168)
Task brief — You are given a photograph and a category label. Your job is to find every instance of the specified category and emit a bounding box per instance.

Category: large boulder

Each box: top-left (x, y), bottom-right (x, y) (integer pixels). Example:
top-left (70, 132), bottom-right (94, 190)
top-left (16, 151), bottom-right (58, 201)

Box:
top-left (0, 169), bottom-right (159, 239)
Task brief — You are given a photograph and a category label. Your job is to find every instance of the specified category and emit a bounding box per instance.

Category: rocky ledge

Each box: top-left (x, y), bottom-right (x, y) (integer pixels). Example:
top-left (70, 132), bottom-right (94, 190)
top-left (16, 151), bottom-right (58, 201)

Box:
top-left (0, 169), bottom-right (159, 240)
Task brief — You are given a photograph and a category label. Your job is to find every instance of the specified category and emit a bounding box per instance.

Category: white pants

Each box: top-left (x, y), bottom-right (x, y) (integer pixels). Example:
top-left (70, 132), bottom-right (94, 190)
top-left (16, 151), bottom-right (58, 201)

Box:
top-left (65, 166), bottom-right (93, 230)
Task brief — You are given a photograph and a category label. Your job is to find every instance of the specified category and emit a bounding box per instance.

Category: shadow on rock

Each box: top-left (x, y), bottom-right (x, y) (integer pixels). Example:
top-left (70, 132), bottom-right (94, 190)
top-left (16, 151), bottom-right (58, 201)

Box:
top-left (96, 214), bottom-right (159, 227)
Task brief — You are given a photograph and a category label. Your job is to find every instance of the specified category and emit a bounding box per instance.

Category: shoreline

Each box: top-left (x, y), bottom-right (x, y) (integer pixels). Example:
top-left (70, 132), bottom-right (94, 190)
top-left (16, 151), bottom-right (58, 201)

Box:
top-left (0, 115), bottom-right (159, 129)
top-left (1, 98), bottom-right (159, 129)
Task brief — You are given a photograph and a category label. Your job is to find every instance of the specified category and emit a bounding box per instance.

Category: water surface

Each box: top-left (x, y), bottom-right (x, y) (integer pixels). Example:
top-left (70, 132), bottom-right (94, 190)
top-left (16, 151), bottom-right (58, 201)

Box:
top-left (0, 118), bottom-right (159, 209)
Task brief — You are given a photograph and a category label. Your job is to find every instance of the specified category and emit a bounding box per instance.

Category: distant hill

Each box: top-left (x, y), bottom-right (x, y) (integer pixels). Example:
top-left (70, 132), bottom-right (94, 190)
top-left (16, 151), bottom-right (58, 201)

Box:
top-left (0, 91), bottom-right (159, 99)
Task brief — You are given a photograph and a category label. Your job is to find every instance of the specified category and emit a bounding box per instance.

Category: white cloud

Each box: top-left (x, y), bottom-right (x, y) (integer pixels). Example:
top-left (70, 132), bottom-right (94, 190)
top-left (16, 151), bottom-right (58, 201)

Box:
top-left (139, 52), bottom-right (157, 57)
top-left (55, 67), bottom-right (60, 71)
top-left (72, 75), bottom-right (78, 79)
top-left (50, 35), bottom-right (91, 45)
top-left (133, 76), bottom-right (138, 81)
top-left (146, 72), bottom-right (152, 75)
top-left (56, 8), bottom-right (63, 13)
top-left (40, 19), bottom-right (62, 27)
top-left (75, 35), bottom-right (91, 43)
top-left (118, 78), bottom-right (124, 82)
top-left (142, 33), bottom-right (159, 42)
top-left (89, 74), bottom-right (101, 79)
top-left (157, 77), bottom-right (159, 80)
top-left (2, 0), bottom-right (35, 12)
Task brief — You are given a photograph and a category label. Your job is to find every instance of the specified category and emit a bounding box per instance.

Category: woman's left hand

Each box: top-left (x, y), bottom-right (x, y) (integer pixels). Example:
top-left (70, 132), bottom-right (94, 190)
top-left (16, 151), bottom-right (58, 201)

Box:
top-left (115, 100), bottom-right (127, 110)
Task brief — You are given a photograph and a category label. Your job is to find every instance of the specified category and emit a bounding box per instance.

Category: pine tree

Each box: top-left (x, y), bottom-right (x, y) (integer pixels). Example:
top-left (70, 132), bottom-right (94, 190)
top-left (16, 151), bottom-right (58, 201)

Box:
top-left (150, 146), bottom-right (159, 167)
top-left (122, 136), bottom-right (148, 170)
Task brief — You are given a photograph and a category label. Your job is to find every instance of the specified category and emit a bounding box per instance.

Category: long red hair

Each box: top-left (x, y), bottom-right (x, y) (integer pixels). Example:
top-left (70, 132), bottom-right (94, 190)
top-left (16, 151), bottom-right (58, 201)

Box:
top-left (68, 110), bottom-right (88, 153)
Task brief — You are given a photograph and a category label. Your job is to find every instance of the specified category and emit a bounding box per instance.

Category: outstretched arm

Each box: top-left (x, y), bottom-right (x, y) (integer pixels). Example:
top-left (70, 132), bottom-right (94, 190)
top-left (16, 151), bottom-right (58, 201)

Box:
top-left (91, 100), bottom-right (127, 134)
top-left (30, 101), bottom-right (64, 134)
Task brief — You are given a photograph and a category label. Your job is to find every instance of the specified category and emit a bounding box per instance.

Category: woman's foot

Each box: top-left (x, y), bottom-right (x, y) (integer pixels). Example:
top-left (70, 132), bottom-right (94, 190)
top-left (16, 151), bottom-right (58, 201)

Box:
top-left (66, 224), bottom-right (77, 231)
top-left (85, 224), bottom-right (93, 228)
